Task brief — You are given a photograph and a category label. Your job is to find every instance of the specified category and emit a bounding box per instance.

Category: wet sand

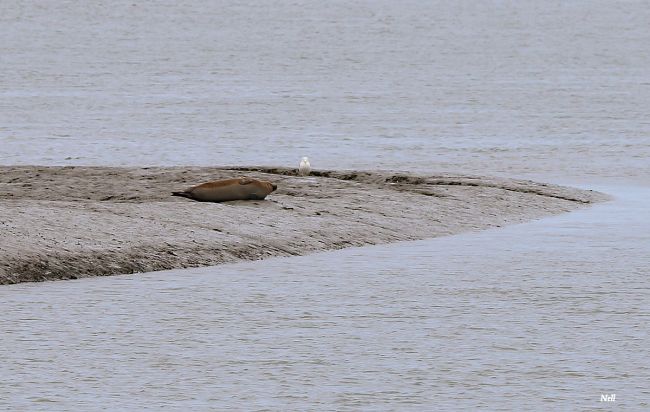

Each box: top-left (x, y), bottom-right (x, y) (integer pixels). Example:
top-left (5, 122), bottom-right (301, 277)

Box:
top-left (0, 166), bottom-right (608, 284)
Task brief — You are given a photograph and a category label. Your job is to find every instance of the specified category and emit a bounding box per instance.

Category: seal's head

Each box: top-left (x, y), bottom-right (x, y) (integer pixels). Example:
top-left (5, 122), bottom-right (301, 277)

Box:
top-left (259, 180), bottom-right (277, 193)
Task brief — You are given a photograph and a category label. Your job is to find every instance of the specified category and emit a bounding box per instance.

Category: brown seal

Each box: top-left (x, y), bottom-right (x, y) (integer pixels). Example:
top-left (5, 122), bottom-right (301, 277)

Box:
top-left (172, 177), bottom-right (277, 202)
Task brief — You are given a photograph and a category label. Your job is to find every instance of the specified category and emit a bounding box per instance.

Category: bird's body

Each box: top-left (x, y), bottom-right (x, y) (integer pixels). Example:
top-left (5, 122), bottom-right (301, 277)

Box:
top-left (299, 157), bottom-right (311, 176)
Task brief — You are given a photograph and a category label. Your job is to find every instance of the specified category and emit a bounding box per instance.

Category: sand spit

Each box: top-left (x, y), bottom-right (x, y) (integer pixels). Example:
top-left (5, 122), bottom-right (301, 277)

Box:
top-left (0, 166), bottom-right (608, 284)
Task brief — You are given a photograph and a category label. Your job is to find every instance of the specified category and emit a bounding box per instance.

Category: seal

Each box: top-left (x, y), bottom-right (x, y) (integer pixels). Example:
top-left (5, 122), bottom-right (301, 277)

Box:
top-left (172, 177), bottom-right (277, 202)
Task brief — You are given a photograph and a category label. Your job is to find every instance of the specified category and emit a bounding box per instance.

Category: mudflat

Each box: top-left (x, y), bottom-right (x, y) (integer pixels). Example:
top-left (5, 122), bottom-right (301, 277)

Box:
top-left (0, 166), bottom-right (608, 284)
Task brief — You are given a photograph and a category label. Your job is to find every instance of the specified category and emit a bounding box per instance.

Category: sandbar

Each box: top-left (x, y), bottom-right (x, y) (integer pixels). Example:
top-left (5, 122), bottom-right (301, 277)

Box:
top-left (0, 166), bottom-right (608, 284)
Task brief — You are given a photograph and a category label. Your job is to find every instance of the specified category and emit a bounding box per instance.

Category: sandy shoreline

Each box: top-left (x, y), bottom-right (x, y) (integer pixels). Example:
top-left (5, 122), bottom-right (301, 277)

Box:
top-left (0, 166), bottom-right (608, 284)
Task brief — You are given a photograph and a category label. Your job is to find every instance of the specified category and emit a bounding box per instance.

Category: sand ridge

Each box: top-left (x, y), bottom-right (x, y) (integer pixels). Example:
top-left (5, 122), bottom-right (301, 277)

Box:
top-left (0, 166), bottom-right (608, 284)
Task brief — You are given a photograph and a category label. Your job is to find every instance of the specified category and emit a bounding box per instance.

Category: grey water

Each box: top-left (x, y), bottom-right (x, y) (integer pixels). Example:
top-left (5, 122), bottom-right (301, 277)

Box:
top-left (1, 0), bottom-right (649, 410)
top-left (1, 187), bottom-right (648, 410)
top-left (2, 0), bottom-right (649, 186)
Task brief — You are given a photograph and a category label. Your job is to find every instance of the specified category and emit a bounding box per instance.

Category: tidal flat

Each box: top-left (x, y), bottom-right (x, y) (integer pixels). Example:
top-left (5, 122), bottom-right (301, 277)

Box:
top-left (0, 166), bottom-right (608, 284)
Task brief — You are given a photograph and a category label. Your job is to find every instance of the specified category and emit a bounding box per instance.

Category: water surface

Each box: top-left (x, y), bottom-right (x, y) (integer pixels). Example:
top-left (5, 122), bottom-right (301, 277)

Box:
top-left (1, 0), bottom-right (649, 410)
top-left (1, 186), bottom-right (648, 410)
top-left (1, 0), bottom-right (649, 185)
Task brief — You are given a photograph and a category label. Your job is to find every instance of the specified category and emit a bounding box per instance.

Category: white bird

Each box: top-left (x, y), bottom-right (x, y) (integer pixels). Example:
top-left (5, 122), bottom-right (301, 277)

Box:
top-left (298, 156), bottom-right (311, 176)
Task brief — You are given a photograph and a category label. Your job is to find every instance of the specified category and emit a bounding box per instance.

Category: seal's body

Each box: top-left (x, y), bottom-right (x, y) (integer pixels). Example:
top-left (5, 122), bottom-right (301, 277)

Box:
top-left (173, 177), bottom-right (277, 202)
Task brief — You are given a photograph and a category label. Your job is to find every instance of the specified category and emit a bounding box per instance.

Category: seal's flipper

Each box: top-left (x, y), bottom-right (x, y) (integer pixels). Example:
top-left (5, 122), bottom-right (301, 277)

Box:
top-left (172, 191), bottom-right (192, 199)
top-left (239, 177), bottom-right (254, 185)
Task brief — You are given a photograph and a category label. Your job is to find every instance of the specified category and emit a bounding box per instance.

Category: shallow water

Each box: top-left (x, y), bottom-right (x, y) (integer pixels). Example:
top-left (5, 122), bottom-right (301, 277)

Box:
top-left (1, 0), bottom-right (649, 410)
top-left (1, 0), bottom-right (649, 185)
top-left (1, 186), bottom-right (648, 410)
